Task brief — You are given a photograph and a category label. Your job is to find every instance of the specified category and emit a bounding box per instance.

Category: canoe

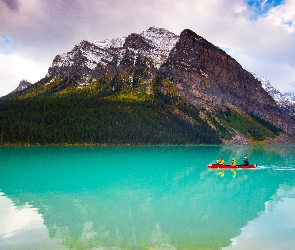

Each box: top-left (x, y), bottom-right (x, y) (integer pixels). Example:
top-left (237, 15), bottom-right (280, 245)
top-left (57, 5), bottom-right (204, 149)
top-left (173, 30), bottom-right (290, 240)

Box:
top-left (208, 163), bottom-right (257, 169)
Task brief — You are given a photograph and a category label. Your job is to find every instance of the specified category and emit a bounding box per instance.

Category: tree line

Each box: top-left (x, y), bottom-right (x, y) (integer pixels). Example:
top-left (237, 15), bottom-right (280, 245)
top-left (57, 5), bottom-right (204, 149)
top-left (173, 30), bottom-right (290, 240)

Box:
top-left (0, 94), bottom-right (221, 145)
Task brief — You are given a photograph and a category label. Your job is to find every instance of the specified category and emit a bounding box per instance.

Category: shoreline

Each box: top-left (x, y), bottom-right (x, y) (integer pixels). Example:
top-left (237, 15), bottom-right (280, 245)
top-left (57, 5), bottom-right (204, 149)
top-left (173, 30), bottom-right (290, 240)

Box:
top-left (1, 133), bottom-right (295, 147)
top-left (1, 141), bottom-right (295, 147)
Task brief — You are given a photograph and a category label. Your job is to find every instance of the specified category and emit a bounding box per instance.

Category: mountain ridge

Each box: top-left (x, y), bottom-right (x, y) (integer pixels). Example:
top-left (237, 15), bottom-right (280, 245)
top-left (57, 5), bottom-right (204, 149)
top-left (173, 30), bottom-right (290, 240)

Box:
top-left (252, 72), bottom-right (295, 118)
top-left (1, 27), bottom-right (295, 145)
top-left (46, 26), bottom-right (179, 78)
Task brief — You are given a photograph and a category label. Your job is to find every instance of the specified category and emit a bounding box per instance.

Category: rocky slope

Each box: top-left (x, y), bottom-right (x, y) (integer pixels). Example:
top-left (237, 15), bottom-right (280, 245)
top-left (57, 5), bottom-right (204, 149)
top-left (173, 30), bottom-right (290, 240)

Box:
top-left (161, 29), bottom-right (294, 135)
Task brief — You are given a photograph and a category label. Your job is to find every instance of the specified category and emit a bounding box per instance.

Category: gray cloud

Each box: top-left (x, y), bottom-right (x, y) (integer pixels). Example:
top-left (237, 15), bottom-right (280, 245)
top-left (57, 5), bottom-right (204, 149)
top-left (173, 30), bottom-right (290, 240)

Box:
top-left (1, 0), bottom-right (20, 12)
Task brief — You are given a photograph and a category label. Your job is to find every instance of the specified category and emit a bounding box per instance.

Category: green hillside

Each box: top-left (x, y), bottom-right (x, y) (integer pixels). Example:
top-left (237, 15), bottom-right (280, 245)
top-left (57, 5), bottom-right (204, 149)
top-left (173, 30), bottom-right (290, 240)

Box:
top-left (0, 92), bottom-right (222, 145)
top-left (0, 75), bottom-right (281, 145)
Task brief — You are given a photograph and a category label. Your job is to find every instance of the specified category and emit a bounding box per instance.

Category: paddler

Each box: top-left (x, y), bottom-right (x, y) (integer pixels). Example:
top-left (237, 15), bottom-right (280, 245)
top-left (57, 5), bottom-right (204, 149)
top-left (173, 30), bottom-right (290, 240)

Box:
top-left (231, 158), bottom-right (237, 166)
top-left (217, 157), bottom-right (225, 165)
top-left (243, 157), bottom-right (249, 166)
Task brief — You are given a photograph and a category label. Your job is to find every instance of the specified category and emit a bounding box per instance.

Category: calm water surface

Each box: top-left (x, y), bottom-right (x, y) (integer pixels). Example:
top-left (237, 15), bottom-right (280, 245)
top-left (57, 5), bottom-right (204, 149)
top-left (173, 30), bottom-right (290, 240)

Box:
top-left (0, 145), bottom-right (295, 250)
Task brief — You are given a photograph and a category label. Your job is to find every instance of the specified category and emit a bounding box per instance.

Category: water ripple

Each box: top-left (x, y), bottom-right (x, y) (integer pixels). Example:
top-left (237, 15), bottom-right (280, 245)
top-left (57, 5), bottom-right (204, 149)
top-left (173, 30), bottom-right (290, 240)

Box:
top-left (256, 166), bottom-right (295, 171)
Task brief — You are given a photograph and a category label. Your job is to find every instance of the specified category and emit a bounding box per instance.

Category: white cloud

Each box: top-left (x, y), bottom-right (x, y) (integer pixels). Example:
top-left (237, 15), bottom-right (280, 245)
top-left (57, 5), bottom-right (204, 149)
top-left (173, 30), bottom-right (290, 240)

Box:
top-left (268, 0), bottom-right (295, 34)
top-left (0, 53), bottom-right (48, 96)
top-left (0, 192), bottom-right (43, 237)
top-left (223, 188), bottom-right (295, 250)
top-left (0, 192), bottom-right (66, 249)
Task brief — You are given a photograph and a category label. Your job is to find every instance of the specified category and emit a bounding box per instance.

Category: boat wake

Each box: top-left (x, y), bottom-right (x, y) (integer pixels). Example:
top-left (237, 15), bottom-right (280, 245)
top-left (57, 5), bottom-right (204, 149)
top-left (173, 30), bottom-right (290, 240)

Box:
top-left (256, 165), bottom-right (295, 171)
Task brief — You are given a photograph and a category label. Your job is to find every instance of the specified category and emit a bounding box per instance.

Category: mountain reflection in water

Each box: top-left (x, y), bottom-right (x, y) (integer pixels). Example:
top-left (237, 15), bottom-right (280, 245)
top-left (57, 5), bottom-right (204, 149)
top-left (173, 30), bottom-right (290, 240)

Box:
top-left (0, 145), bottom-right (295, 249)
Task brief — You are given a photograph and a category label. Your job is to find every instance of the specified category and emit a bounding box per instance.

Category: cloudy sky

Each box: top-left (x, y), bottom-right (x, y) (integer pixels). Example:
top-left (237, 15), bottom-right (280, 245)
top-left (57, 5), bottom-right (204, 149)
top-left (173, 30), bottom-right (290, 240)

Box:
top-left (1, 0), bottom-right (295, 96)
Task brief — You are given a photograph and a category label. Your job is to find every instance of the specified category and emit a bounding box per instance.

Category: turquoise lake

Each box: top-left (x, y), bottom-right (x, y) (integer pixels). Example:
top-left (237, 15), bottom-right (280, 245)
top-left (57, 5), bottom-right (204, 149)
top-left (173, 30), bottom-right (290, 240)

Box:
top-left (0, 145), bottom-right (295, 250)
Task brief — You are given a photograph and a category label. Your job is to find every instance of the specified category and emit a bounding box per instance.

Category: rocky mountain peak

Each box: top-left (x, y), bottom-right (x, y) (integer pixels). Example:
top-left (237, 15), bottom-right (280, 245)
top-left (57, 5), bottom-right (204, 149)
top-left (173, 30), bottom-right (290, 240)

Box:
top-left (15, 79), bottom-right (32, 92)
top-left (180, 29), bottom-right (203, 42)
top-left (140, 26), bottom-right (179, 49)
top-left (46, 26), bottom-right (179, 77)
top-left (123, 33), bottom-right (152, 51)
top-left (165, 29), bottom-right (205, 72)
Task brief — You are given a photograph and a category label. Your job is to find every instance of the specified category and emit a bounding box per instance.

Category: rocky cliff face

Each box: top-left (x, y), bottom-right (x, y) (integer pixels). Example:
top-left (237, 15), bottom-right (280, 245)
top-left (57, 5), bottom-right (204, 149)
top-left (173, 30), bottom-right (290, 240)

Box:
top-left (6, 27), bottom-right (295, 137)
top-left (162, 29), bottom-right (295, 135)
top-left (164, 29), bottom-right (272, 107)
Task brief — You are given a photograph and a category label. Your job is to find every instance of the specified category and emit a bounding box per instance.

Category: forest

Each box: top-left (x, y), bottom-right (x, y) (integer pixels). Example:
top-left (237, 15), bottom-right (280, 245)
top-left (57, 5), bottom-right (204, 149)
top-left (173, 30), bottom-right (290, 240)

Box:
top-left (0, 93), bottom-right (222, 145)
top-left (0, 72), bottom-right (281, 145)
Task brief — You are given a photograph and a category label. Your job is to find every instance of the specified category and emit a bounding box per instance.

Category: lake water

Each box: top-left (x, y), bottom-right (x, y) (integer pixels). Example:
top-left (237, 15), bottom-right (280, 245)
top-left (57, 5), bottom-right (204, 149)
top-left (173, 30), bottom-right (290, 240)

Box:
top-left (0, 145), bottom-right (295, 250)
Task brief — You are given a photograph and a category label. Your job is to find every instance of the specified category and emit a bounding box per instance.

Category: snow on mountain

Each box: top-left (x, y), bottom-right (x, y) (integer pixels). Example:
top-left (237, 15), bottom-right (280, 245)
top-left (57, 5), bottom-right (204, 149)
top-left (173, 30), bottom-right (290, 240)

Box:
top-left (140, 27), bottom-right (179, 67)
top-left (49, 27), bottom-right (179, 72)
top-left (92, 37), bottom-right (126, 50)
top-left (284, 92), bottom-right (295, 103)
top-left (283, 82), bottom-right (295, 103)
top-left (52, 37), bottom-right (126, 70)
top-left (251, 72), bottom-right (284, 103)
top-left (15, 80), bottom-right (32, 92)
top-left (251, 72), bottom-right (295, 116)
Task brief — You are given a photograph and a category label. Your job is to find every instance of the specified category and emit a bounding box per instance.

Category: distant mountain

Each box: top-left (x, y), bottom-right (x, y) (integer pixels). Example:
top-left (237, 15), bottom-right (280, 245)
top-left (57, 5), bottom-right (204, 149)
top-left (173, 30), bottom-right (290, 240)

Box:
top-left (251, 73), bottom-right (295, 118)
top-left (1, 27), bottom-right (295, 145)
top-left (283, 82), bottom-right (295, 103)
top-left (15, 79), bottom-right (32, 92)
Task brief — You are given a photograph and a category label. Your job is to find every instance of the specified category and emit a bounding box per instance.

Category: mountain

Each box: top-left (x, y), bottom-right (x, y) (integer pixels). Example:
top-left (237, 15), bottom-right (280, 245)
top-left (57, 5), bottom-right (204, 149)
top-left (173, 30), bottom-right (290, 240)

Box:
top-left (283, 82), bottom-right (295, 103)
top-left (1, 27), bottom-right (295, 145)
top-left (252, 73), bottom-right (295, 118)
top-left (14, 79), bottom-right (32, 92)
top-left (47, 26), bottom-right (179, 76)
